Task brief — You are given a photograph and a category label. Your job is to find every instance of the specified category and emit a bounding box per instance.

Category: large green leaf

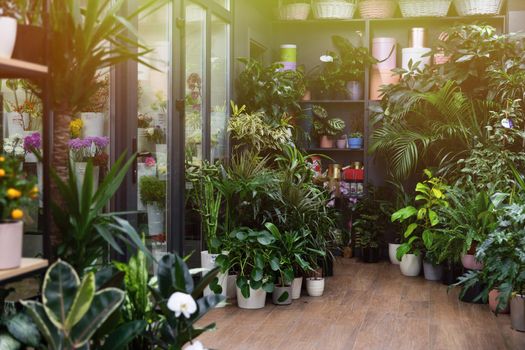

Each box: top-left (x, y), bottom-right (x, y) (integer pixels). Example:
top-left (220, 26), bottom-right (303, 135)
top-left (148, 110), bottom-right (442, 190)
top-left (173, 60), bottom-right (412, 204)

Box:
top-left (157, 254), bottom-right (194, 297)
top-left (192, 267), bottom-right (220, 299)
top-left (69, 288), bottom-right (125, 347)
top-left (6, 312), bottom-right (41, 347)
top-left (42, 260), bottom-right (80, 329)
top-left (0, 333), bottom-right (20, 350)
top-left (64, 272), bottom-right (96, 331)
top-left (21, 301), bottom-right (59, 349)
top-left (100, 320), bottom-right (147, 350)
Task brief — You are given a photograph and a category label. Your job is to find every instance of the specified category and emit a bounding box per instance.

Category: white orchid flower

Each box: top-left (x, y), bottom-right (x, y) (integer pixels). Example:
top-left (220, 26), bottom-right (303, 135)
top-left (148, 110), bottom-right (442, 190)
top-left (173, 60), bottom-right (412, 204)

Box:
top-left (320, 55), bottom-right (334, 63)
top-left (184, 341), bottom-right (207, 350)
top-left (147, 127), bottom-right (155, 136)
top-left (167, 292), bottom-right (197, 318)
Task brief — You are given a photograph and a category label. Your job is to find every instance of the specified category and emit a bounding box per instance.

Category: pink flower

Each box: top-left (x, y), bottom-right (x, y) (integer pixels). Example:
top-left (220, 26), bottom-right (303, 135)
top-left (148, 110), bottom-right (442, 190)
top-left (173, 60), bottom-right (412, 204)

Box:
top-left (145, 157), bottom-right (156, 167)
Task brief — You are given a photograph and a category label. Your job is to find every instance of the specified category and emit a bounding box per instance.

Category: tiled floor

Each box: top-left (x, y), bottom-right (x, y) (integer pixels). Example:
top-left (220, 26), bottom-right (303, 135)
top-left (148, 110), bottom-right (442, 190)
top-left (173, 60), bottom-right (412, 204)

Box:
top-left (198, 258), bottom-right (525, 350)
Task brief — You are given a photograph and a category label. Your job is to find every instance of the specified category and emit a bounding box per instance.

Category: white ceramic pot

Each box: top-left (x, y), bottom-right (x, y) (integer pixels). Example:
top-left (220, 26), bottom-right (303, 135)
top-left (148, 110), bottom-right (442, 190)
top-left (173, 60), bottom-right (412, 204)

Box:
top-left (200, 250), bottom-right (228, 301)
top-left (137, 163), bottom-right (157, 211)
top-left (137, 128), bottom-right (153, 153)
top-left (400, 254), bottom-right (422, 277)
top-left (81, 112), bottom-right (105, 137)
top-left (74, 162), bottom-right (99, 194)
top-left (236, 285), bottom-right (266, 309)
top-left (292, 277), bottom-right (303, 299)
top-left (146, 203), bottom-right (164, 236)
top-left (0, 17), bottom-right (17, 59)
top-left (306, 277), bottom-right (325, 297)
top-left (0, 221), bottom-right (24, 269)
top-left (226, 274), bottom-right (237, 300)
top-left (272, 285), bottom-right (293, 305)
top-left (511, 294), bottom-right (525, 332)
top-left (388, 243), bottom-right (401, 265)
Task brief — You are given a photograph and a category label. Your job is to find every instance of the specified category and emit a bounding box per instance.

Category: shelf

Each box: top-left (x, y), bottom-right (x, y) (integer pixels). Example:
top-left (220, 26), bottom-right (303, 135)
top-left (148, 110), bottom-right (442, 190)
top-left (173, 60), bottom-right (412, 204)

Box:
top-left (0, 258), bottom-right (48, 284)
top-left (274, 15), bottom-right (505, 25)
top-left (274, 19), bottom-right (365, 24)
top-left (0, 57), bottom-right (48, 79)
top-left (307, 148), bottom-right (364, 152)
top-left (300, 100), bottom-right (365, 104)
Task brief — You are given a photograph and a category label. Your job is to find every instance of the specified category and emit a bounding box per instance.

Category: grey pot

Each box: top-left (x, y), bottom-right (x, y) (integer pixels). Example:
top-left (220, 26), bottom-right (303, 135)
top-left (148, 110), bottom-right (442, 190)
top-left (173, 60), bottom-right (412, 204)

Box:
top-left (346, 81), bottom-right (363, 101)
top-left (423, 261), bottom-right (443, 281)
top-left (511, 294), bottom-right (525, 332)
top-left (272, 285), bottom-right (292, 305)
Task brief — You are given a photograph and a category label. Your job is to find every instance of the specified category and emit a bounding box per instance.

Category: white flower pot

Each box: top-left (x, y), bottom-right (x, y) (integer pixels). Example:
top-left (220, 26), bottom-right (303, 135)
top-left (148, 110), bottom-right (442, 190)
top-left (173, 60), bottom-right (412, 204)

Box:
top-left (400, 254), bottom-right (422, 277)
top-left (0, 17), bottom-right (17, 59)
top-left (74, 162), bottom-right (99, 194)
top-left (292, 277), bottom-right (303, 299)
top-left (511, 294), bottom-right (525, 332)
top-left (6, 112), bottom-right (29, 137)
top-left (137, 128), bottom-right (153, 153)
top-left (200, 250), bottom-right (228, 303)
top-left (137, 163), bottom-right (157, 211)
top-left (227, 274), bottom-right (237, 300)
top-left (0, 221), bottom-right (24, 270)
top-left (388, 243), bottom-right (401, 265)
top-left (146, 203), bottom-right (164, 236)
top-left (306, 277), bottom-right (325, 297)
top-left (236, 285), bottom-right (267, 309)
top-left (273, 285), bottom-right (293, 305)
top-left (81, 112), bottom-right (105, 137)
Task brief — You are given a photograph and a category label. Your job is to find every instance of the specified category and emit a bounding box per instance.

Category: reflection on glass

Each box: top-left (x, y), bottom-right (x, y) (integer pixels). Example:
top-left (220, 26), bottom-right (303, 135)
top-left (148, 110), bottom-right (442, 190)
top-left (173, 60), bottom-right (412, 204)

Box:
top-left (137, 0), bottom-right (170, 268)
top-left (211, 15), bottom-right (229, 161)
top-left (214, 0), bottom-right (230, 10)
top-left (185, 3), bottom-right (205, 165)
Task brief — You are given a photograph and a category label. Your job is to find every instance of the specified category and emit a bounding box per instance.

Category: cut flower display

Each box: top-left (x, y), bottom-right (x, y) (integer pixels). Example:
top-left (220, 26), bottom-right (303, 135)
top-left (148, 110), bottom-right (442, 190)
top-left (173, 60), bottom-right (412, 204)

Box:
top-left (68, 136), bottom-right (109, 162)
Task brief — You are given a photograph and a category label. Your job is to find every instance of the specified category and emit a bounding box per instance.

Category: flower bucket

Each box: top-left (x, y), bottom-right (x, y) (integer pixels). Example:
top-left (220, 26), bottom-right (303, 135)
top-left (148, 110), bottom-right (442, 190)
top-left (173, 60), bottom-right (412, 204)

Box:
top-left (74, 162), bottom-right (99, 194)
top-left (0, 17), bottom-right (17, 59)
top-left (0, 221), bottom-right (23, 269)
top-left (81, 112), bottom-right (105, 137)
top-left (146, 203), bottom-right (164, 236)
top-left (201, 250), bottom-right (228, 304)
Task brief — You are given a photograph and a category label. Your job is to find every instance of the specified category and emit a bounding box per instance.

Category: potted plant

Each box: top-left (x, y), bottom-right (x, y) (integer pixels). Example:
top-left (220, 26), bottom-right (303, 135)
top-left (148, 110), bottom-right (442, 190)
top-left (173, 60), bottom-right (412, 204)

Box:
top-left (68, 136), bottom-right (109, 193)
top-left (137, 113), bottom-right (153, 153)
top-left (392, 170), bottom-right (449, 277)
top-left (0, 154), bottom-right (37, 269)
top-left (139, 176), bottom-right (166, 237)
top-left (3, 79), bottom-right (42, 138)
top-left (314, 53), bottom-right (346, 100)
top-left (136, 156), bottom-right (157, 211)
top-left (312, 105), bottom-right (345, 149)
top-left (348, 131), bottom-right (363, 149)
top-left (455, 201), bottom-right (525, 330)
top-left (81, 74), bottom-right (108, 137)
top-left (145, 125), bottom-right (166, 155)
top-left (332, 35), bottom-right (376, 101)
top-left (353, 213), bottom-right (381, 263)
top-left (336, 133), bottom-right (347, 149)
top-left (306, 267), bottom-right (325, 297)
top-left (216, 226), bottom-right (278, 309)
top-left (0, 1), bottom-right (19, 59)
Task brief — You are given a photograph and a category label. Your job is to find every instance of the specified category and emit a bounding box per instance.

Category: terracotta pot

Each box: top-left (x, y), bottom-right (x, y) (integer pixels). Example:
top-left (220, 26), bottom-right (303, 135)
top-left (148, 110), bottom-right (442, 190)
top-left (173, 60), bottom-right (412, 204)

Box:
top-left (461, 254), bottom-right (483, 271)
top-left (0, 221), bottom-right (24, 270)
top-left (336, 139), bottom-right (347, 149)
top-left (489, 289), bottom-right (510, 314)
top-left (302, 90), bottom-right (312, 101)
top-left (319, 135), bottom-right (334, 149)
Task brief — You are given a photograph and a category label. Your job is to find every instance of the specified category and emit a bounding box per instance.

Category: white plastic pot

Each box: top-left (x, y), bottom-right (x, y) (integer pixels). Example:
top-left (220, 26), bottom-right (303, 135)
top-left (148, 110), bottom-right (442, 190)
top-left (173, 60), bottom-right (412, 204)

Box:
top-left (146, 203), bottom-right (164, 236)
top-left (0, 17), bottom-right (17, 59)
top-left (137, 128), bottom-right (153, 153)
top-left (372, 37), bottom-right (397, 70)
top-left (6, 112), bottom-right (29, 137)
top-left (0, 221), bottom-right (24, 270)
top-left (292, 277), bottom-right (303, 299)
top-left (236, 285), bottom-right (267, 309)
top-left (81, 112), bottom-right (105, 137)
top-left (74, 162), bottom-right (99, 194)
top-left (227, 274), bottom-right (237, 300)
top-left (306, 277), bottom-right (325, 297)
top-left (400, 254), bottom-right (422, 277)
top-left (402, 47), bottom-right (432, 71)
top-left (388, 243), bottom-right (401, 265)
top-left (200, 250), bottom-right (228, 303)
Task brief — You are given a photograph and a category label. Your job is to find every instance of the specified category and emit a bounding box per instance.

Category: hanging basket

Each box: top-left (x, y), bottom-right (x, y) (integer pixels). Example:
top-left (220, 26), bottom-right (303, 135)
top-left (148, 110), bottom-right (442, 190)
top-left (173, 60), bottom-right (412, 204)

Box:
top-left (279, 1), bottom-right (311, 20)
top-left (453, 0), bottom-right (504, 16)
top-left (313, 0), bottom-right (357, 19)
top-left (398, 0), bottom-right (452, 17)
top-left (358, 0), bottom-right (397, 19)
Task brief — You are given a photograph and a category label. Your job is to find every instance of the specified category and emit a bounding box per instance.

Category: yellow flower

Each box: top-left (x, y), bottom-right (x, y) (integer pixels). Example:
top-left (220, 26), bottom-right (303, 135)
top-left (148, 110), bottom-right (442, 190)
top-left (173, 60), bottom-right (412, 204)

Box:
top-left (0, 156), bottom-right (5, 162)
top-left (11, 209), bottom-right (23, 220)
top-left (0, 169), bottom-right (5, 177)
top-left (70, 119), bottom-right (84, 138)
top-left (30, 185), bottom-right (39, 199)
top-left (6, 188), bottom-right (21, 199)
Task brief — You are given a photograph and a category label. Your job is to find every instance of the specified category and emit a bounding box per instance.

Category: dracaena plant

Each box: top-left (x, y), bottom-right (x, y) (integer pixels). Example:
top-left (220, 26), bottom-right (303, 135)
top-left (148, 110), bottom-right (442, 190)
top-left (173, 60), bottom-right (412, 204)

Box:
top-left (21, 260), bottom-right (145, 350)
top-left (391, 169), bottom-right (449, 262)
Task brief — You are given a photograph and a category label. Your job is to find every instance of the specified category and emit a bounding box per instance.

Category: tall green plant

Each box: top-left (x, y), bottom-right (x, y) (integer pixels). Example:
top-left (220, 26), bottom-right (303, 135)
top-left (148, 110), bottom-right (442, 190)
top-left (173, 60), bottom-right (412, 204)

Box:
top-left (52, 153), bottom-right (150, 273)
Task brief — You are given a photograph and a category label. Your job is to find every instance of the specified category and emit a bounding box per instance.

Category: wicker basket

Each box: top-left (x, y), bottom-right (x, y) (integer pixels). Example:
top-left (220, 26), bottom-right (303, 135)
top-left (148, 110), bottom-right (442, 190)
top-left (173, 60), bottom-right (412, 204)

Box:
top-left (358, 0), bottom-right (397, 19)
top-left (279, 1), bottom-right (311, 20)
top-left (398, 0), bottom-right (452, 17)
top-left (313, 0), bottom-right (357, 19)
top-left (453, 0), bottom-right (503, 16)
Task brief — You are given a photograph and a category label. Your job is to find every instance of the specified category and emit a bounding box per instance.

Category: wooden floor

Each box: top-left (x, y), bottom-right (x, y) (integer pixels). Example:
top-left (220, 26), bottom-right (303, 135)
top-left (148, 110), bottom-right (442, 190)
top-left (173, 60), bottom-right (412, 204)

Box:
top-left (197, 258), bottom-right (525, 350)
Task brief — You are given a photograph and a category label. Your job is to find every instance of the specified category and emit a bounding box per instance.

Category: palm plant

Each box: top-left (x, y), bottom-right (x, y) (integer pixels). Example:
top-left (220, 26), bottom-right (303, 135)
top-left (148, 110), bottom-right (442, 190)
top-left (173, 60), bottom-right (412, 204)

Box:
top-left (370, 81), bottom-right (491, 180)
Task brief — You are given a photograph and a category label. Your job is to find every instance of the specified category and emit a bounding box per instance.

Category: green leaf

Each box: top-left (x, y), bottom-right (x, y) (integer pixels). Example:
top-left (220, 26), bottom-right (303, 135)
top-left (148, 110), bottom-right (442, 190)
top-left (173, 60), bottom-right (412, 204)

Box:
top-left (262, 281), bottom-right (275, 293)
top-left (422, 229), bottom-right (433, 249)
top-left (0, 333), bottom-right (20, 350)
top-left (21, 301), bottom-right (59, 349)
top-left (277, 290), bottom-right (289, 303)
top-left (391, 206), bottom-right (417, 222)
top-left (269, 257), bottom-right (280, 271)
top-left (251, 268), bottom-right (263, 282)
top-left (431, 188), bottom-right (443, 199)
top-left (257, 232), bottom-right (275, 245)
top-left (404, 223), bottom-right (418, 238)
top-left (64, 272), bottom-right (96, 331)
top-left (396, 243), bottom-right (411, 261)
top-left (428, 210), bottom-right (439, 226)
top-left (6, 313), bottom-right (41, 347)
top-left (101, 320), bottom-right (147, 350)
